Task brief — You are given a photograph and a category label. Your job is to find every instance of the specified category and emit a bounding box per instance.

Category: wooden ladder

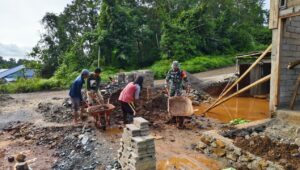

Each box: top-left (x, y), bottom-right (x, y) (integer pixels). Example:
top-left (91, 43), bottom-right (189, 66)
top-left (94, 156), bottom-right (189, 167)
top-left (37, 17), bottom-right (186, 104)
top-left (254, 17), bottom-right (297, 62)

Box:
top-left (290, 75), bottom-right (300, 110)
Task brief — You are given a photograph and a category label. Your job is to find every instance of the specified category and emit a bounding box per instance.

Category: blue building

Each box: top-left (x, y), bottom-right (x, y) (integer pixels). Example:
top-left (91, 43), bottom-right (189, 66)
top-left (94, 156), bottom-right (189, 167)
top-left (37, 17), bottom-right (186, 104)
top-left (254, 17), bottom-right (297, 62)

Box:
top-left (0, 65), bottom-right (35, 83)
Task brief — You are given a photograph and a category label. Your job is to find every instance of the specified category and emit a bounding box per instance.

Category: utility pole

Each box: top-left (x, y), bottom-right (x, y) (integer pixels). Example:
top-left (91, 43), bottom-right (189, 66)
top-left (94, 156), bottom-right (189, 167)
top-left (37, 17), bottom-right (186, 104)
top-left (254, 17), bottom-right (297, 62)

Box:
top-left (98, 45), bottom-right (101, 68)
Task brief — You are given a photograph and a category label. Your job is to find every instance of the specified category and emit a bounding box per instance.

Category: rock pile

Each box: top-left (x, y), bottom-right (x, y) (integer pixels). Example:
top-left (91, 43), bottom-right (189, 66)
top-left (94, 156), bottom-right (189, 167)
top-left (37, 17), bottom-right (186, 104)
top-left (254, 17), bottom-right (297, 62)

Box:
top-left (36, 102), bottom-right (73, 123)
top-left (118, 117), bottom-right (156, 170)
top-left (196, 130), bottom-right (284, 170)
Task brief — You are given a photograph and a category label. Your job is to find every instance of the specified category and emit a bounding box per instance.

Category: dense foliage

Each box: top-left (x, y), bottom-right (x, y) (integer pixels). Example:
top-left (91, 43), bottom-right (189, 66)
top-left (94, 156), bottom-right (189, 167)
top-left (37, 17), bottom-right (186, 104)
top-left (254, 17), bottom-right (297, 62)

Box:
top-left (0, 56), bottom-right (41, 70)
top-left (29, 0), bottom-right (271, 78)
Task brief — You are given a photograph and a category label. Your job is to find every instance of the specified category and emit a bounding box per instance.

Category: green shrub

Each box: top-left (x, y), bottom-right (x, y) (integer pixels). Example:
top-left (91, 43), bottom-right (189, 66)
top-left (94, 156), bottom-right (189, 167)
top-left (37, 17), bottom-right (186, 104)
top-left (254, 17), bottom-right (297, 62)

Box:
top-left (150, 56), bottom-right (234, 79)
top-left (0, 56), bottom-right (234, 93)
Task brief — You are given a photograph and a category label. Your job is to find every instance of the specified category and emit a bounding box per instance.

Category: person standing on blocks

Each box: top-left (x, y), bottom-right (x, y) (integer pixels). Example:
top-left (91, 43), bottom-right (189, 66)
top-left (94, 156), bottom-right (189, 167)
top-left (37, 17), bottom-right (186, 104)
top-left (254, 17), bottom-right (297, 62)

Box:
top-left (119, 76), bottom-right (144, 124)
top-left (87, 67), bottom-right (104, 106)
top-left (69, 69), bottom-right (90, 124)
top-left (165, 61), bottom-right (190, 128)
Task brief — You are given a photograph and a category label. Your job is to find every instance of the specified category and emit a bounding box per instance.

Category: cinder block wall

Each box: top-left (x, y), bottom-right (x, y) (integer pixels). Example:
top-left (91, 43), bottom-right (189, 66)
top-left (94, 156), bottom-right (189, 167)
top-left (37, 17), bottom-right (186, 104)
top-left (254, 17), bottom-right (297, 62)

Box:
top-left (279, 16), bottom-right (300, 105)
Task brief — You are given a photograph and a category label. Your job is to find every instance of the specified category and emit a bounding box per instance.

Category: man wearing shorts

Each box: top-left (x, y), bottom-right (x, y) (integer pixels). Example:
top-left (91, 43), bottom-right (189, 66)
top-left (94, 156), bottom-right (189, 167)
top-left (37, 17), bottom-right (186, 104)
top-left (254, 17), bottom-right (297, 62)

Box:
top-left (69, 69), bottom-right (90, 124)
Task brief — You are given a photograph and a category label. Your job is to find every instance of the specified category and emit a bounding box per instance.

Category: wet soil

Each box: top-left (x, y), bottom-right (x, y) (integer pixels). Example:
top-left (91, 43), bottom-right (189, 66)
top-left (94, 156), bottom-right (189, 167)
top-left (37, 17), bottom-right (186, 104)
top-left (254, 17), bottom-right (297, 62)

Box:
top-left (195, 97), bottom-right (270, 123)
top-left (155, 126), bottom-right (226, 170)
top-left (234, 136), bottom-right (300, 170)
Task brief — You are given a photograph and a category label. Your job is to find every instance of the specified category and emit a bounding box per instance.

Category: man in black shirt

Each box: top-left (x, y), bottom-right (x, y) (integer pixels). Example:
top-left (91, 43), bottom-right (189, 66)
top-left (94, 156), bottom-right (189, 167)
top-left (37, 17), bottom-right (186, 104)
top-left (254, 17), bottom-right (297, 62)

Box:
top-left (87, 68), bottom-right (104, 106)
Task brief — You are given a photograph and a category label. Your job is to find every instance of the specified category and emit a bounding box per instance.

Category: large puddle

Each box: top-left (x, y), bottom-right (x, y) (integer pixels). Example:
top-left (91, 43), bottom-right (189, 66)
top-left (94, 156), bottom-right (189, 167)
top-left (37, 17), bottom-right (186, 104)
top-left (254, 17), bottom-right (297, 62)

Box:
top-left (195, 97), bottom-right (270, 123)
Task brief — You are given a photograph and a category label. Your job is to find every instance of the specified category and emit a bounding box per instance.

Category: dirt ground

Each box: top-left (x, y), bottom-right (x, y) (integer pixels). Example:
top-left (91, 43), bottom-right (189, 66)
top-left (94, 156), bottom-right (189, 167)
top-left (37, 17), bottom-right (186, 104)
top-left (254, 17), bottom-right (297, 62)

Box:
top-left (0, 88), bottom-right (230, 170)
top-left (1, 66), bottom-right (295, 170)
top-left (234, 136), bottom-right (300, 170)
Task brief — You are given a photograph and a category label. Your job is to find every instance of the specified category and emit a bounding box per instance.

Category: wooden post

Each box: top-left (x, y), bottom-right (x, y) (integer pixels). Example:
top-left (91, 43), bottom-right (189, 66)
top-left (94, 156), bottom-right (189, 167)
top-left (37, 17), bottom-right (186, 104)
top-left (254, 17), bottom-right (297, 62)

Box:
top-left (202, 45), bottom-right (272, 114)
top-left (203, 75), bottom-right (271, 113)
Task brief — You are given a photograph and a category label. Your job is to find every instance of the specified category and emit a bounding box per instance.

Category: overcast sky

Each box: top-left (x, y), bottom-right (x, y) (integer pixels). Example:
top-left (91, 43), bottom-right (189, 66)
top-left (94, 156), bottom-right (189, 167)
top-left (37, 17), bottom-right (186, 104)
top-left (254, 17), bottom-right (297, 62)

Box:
top-left (0, 0), bottom-right (72, 60)
top-left (0, 0), bottom-right (270, 60)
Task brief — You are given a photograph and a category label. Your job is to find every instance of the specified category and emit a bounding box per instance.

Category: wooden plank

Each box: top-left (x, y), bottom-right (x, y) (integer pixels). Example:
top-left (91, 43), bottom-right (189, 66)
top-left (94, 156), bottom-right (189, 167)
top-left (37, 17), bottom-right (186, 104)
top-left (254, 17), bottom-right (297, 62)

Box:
top-left (290, 75), bottom-right (300, 109)
top-left (275, 19), bottom-right (283, 106)
top-left (288, 60), bottom-right (300, 69)
top-left (204, 75), bottom-right (271, 113)
top-left (269, 0), bottom-right (279, 29)
top-left (202, 45), bottom-right (272, 114)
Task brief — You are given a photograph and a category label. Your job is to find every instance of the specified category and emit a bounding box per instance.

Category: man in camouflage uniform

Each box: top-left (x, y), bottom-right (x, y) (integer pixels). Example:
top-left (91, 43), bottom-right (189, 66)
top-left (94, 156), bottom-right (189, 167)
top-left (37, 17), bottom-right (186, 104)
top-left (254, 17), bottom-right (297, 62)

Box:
top-left (165, 61), bottom-right (189, 97)
top-left (165, 61), bottom-right (190, 128)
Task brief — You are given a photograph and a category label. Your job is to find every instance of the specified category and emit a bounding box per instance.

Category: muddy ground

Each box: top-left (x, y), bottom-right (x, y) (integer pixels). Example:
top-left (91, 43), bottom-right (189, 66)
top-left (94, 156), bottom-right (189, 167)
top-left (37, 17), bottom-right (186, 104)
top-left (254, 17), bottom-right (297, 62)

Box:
top-left (0, 87), bottom-right (232, 170)
top-left (0, 69), bottom-right (299, 170)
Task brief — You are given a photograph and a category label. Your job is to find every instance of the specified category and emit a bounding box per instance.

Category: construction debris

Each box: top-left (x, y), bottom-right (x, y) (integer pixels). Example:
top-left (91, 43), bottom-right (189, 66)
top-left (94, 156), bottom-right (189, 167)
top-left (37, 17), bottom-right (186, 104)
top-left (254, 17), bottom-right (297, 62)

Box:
top-left (36, 102), bottom-right (73, 123)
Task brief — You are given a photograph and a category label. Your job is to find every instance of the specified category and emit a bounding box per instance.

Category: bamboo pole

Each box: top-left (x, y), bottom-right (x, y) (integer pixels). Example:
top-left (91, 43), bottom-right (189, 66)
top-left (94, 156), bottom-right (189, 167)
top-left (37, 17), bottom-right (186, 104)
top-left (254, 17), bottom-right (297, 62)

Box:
top-left (203, 74), bottom-right (271, 113)
top-left (201, 44), bottom-right (272, 114)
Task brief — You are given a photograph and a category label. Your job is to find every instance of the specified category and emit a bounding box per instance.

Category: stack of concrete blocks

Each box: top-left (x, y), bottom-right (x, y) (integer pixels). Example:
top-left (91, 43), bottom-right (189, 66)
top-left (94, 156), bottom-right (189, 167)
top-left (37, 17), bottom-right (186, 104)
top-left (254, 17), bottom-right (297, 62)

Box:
top-left (126, 72), bottom-right (136, 83)
top-left (118, 117), bottom-right (156, 170)
top-left (117, 73), bottom-right (126, 84)
top-left (135, 70), bottom-right (155, 88)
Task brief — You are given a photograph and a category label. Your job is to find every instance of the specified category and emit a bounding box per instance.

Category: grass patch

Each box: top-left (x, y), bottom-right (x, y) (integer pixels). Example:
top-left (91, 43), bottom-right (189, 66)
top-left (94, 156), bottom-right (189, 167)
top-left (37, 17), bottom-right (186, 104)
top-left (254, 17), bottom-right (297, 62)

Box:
top-left (150, 55), bottom-right (234, 79)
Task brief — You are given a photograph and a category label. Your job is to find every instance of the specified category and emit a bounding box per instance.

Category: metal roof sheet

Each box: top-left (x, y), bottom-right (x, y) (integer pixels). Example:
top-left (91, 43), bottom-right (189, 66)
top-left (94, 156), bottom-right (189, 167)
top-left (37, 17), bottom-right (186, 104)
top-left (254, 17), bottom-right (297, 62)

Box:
top-left (0, 65), bottom-right (25, 79)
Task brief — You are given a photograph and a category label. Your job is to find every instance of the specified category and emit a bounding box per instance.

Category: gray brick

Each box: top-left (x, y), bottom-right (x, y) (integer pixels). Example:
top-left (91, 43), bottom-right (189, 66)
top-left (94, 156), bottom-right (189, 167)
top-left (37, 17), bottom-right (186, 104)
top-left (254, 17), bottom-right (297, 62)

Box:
top-left (295, 27), bottom-right (300, 34)
top-left (287, 26), bottom-right (296, 33)
top-left (291, 21), bottom-right (300, 28)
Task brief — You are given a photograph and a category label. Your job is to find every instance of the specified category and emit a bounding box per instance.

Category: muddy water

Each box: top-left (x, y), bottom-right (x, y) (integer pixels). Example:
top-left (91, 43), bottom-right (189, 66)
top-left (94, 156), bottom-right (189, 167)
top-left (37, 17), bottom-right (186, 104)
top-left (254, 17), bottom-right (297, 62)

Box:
top-left (195, 97), bottom-right (270, 122)
top-left (157, 155), bottom-right (222, 170)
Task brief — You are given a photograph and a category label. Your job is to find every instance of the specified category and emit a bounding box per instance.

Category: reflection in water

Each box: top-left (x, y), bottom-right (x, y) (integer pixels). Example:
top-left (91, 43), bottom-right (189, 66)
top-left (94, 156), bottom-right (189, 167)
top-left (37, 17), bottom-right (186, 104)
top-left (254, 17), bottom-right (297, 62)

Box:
top-left (157, 155), bottom-right (221, 170)
top-left (195, 97), bottom-right (270, 123)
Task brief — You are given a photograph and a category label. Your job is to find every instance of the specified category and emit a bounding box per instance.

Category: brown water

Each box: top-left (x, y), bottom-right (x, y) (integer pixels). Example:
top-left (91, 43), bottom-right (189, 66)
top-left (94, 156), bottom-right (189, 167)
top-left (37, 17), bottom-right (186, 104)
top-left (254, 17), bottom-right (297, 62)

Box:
top-left (157, 155), bottom-right (222, 170)
top-left (195, 97), bottom-right (270, 123)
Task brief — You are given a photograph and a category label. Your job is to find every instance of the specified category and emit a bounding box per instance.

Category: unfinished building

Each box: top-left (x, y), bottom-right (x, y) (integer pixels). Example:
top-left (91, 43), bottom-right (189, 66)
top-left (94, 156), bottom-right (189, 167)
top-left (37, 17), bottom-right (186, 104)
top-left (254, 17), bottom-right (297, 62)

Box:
top-left (269, 0), bottom-right (300, 113)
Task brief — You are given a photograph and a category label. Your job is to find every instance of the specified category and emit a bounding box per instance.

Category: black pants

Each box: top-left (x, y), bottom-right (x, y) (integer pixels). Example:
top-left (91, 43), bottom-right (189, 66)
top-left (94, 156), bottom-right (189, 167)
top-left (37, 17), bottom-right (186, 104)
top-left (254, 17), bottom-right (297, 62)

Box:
top-left (120, 101), bottom-right (135, 124)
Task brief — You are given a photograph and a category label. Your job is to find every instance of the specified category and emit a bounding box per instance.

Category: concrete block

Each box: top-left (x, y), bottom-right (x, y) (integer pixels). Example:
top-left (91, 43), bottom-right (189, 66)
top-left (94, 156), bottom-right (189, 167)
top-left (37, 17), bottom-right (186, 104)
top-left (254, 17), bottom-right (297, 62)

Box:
top-left (291, 21), bottom-right (300, 28)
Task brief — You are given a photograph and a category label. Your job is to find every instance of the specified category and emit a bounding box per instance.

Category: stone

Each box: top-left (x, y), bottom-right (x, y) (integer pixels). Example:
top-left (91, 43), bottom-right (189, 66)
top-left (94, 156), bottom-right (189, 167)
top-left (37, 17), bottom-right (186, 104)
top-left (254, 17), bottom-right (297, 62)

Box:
top-left (251, 132), bottom-right (258, 137)
top-left (81, 136), bottom-right (89, 145)
top-left (294, 138), bottom-right (300, 146)
top-left (212, 148), bottom-right (226, 157)
top-left (211, 142), bottom-right (217, 148)
top-left (215, 139), bottom-right (225, 149)
top-left (200, 136), bottom-right (211, 145)
top-left (259, 160), bottom-right (269, 169)
top-left (226, 153), bottom-right (238, 161)
top-left (245, 135), bottom-right (250, 140)
top-left (233, 148), bottom-right (242, 156)
top-left (238, 155), bottom-right (251, 162)
top-left (295, 128), bottom-right (300, 136)
top-left (196, 141), bottom-right (207, 150)
top-left (7, 156), bottom-right (15, 162)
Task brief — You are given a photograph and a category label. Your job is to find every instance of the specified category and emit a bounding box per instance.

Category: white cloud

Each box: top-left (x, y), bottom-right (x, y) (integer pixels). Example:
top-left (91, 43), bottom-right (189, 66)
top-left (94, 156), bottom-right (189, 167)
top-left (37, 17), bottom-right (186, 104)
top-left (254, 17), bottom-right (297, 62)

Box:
top-left (0, 43), bottom-right (31, 60)
top-left (0, 0), bottom-right (72, 59)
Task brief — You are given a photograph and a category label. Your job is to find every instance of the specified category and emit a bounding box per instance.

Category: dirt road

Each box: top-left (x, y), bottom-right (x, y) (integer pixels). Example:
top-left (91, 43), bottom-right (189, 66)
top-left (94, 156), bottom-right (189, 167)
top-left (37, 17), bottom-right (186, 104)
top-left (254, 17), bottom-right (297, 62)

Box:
top-left (155, 66), bottom-right (236, 85)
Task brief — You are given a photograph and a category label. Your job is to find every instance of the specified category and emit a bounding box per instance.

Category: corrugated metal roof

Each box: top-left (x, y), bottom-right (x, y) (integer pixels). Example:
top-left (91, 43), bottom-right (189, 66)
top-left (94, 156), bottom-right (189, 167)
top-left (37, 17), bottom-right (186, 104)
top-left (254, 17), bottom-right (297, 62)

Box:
top-left (0, 69), bottom-right (8, 73)
top-left (0, 65), bottom-right (25, 79)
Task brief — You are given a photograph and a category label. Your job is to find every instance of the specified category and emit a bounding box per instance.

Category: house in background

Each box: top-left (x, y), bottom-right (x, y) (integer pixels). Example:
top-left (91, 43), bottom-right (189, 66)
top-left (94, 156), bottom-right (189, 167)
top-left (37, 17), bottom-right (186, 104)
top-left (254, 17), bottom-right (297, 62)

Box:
top-left (0, 65), bottom-right (35, 83)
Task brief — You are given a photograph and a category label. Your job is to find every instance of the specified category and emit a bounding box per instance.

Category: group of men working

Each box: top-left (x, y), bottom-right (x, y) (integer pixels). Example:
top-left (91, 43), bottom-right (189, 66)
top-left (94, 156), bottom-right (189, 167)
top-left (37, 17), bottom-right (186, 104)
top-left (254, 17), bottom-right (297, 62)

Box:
top-left (68, 61), bottom-right (190, 127)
